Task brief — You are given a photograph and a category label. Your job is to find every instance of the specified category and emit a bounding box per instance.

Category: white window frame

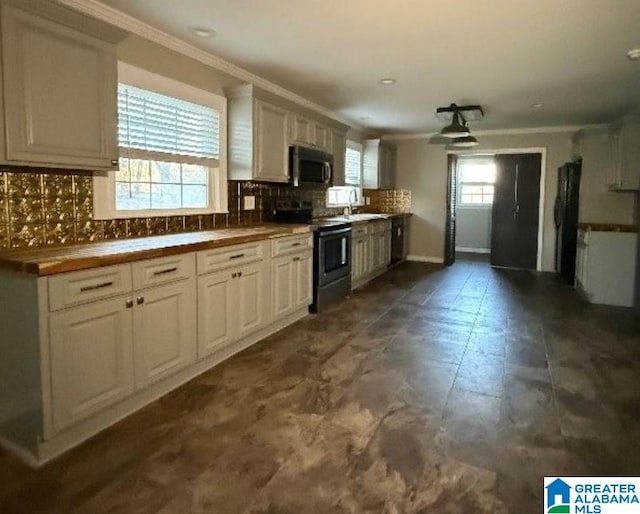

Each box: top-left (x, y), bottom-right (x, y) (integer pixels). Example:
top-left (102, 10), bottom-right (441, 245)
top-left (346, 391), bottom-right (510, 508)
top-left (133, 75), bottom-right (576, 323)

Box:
top-left (457, 158), bottom-right (496, 209)
top-left (94, 62), bottom-right (228, 220)
top-left (327, 140), bottom-right (364, 208)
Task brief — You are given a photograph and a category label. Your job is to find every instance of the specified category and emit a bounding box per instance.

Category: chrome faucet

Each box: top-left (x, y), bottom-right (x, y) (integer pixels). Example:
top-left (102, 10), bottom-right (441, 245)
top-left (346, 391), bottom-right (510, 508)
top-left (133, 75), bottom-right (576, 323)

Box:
top-left (346, 188), bottom-right (358, 216)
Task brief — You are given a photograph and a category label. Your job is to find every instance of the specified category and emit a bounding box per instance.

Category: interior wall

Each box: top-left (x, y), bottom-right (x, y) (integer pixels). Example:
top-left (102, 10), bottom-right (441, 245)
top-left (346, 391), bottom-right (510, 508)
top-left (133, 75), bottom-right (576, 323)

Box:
top-left (456, 208), bottom-right (492, 251)
top-left (117, 35), bottom-right (243, 95)
top-left (394, 131), bottom-right (573, 271)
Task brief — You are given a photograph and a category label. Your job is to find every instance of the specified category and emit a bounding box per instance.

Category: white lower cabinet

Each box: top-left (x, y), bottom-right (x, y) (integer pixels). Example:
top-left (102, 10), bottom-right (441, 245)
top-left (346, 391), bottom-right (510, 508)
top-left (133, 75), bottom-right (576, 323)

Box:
top-left (49, 296), bottom-right (134, 432)
top-left (198, 261), bottom-right (269, 357)
top-left (351, 221), bottom-right (392, 289)
top-left (133, 279), bottom-right (197, 388)
top-left (272, 251), bottom-right (313, 319)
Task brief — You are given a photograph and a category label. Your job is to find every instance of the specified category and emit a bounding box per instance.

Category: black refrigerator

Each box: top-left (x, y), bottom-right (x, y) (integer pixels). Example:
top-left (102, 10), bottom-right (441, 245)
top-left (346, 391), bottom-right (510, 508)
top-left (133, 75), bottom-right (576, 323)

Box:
top-left (554, 160), bottom-right (582, 283)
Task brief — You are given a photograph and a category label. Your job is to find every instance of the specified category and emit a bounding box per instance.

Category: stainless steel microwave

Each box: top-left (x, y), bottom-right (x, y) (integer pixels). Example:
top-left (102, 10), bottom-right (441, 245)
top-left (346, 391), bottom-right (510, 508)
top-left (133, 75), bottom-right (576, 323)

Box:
top-left (289, 146), bottom-right (333, 187)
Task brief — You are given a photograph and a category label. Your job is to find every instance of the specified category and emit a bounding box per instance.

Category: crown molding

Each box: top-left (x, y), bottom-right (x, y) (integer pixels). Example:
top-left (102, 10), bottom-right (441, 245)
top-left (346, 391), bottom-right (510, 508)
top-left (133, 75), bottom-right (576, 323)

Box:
top-left (382, 124), bottom-right (609, 141)
top-left (56, 0), bottom-right (361, 130)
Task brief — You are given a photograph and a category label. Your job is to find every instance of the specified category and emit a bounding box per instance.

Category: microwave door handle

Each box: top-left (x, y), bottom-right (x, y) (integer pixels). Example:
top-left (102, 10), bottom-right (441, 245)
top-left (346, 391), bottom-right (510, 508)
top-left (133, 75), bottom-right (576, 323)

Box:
top-left (291, 147), bottom-right (299, 187)
top-left (324, 162), bottom-right (331, 185)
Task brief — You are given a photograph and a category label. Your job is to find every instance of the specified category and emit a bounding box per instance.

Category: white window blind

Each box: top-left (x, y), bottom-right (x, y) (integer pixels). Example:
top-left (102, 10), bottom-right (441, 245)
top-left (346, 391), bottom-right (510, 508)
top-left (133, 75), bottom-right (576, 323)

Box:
top-left (118, 84), bottom-right (220, 167)
top-left (345, 143), bottom-right (362, 186)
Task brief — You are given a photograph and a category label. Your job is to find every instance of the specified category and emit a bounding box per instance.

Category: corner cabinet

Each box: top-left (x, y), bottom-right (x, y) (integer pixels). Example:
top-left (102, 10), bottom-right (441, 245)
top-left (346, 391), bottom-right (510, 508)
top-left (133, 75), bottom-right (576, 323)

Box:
top-left (0, 1), bottom-right (124, 171)
top-left (363, 139), bottom-right (397, 190)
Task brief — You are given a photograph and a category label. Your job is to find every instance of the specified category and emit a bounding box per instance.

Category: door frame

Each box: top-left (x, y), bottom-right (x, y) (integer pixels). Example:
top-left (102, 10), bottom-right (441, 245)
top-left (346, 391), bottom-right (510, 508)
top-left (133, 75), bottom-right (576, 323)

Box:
top-left (446, 147), bottom-right (547, 271)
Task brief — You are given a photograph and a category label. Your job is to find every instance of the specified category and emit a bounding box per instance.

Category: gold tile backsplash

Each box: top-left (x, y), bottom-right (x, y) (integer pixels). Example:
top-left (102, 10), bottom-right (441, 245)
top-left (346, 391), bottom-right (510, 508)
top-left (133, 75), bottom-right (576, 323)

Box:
top-left (0, 168), bottom-right (348, 250)
top-left (362, 188), bottom-right (412, 214)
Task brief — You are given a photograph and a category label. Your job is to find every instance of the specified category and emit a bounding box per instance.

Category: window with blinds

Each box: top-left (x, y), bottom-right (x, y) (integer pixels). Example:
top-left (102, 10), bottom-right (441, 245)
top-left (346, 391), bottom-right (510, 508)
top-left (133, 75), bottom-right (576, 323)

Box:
top-left (458, 160), bottom-right (496, 206)
top-left (115, 84), bottom-right (221, 212)
top-left (345, 143), bottom-right (362, 186)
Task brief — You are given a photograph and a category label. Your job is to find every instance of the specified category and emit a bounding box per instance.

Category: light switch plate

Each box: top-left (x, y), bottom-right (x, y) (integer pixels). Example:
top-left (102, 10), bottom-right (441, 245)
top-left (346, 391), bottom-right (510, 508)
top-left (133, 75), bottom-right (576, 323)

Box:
top-left (365, 197), bottom-right (371, 205)
top-left (243, 195), bottom-right (256, 210)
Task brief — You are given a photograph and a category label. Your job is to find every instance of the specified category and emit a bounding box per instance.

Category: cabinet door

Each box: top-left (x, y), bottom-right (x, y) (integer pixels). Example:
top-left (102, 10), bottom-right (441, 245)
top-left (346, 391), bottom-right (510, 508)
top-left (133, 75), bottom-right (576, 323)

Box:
top-left (272, 255), bottom-right (294, 319)
top-left (133, 279), bottom-right (197, 388)
top-left (313, 123), bottom-right (329, 151)
top-left (1, 6), bottom-right (117, 169)
top-left (290, 115), bottom-right (313, 145)
top-left (382, 147), bottom-right (397, 189)
top-left (332, 130), bottom-right (347, 186)
top-left (618, 122), bottom-right (640, 190)
top-left (236, 262), bottom-right (267, 339)
top-left (294, 252), bottom-right (313, 309)
top-left (49, 296), bottom-right (134, 431)
top-left (384, 230), bottom-right (392, 266)
top-left (255, 101), bottom-right (289, 182)
top-left (198, 269), bottom-right (235, 357)
top-left (352, 237), bottom-right (367, 282)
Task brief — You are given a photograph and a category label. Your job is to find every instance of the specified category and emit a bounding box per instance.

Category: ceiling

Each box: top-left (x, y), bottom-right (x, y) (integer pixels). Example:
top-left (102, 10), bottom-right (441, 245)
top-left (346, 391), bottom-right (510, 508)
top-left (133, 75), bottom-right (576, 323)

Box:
top-left (98, 0), bottom-right (640, 134)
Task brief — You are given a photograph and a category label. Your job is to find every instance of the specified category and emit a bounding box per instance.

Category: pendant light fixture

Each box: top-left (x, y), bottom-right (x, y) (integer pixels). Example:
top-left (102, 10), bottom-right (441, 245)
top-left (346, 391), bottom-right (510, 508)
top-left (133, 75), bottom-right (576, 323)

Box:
top-left (449, 134), bottom-right (479, 148)
top-left (440, 104), bottom-right (470, 138)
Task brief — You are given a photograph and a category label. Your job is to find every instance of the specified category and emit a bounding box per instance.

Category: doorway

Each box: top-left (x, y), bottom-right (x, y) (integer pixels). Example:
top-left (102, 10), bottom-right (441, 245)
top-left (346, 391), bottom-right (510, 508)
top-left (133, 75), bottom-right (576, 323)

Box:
top-left (445, 150), bottom-right (545, 270)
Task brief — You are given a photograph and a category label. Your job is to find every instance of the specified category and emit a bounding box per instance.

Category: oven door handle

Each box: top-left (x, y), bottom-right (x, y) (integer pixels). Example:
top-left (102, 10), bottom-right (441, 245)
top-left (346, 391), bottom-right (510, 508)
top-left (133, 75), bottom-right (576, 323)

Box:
top-left (318, 228), bottom-right (352, 238)
top-left (323, 162), bottom-right (331, 185)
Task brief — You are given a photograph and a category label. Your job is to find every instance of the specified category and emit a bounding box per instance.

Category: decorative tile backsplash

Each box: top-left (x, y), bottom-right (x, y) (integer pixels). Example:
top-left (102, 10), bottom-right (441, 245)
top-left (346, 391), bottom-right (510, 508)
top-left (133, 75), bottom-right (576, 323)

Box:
top-left (0, 168), bottom-right (346, 250)
top-left (362, 189), bottom-right (412, 214)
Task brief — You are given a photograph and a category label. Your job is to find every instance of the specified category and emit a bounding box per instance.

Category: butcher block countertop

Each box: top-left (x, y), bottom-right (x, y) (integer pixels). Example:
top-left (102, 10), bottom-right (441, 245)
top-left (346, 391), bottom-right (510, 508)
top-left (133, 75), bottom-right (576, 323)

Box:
top-left (0, 224), bottom-right (312, 276)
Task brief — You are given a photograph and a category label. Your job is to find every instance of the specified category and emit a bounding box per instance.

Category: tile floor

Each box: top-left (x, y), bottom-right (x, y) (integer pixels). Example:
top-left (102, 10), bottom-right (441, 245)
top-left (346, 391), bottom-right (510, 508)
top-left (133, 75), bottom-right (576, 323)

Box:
top-left (1, 256), bottom-right (639, 513)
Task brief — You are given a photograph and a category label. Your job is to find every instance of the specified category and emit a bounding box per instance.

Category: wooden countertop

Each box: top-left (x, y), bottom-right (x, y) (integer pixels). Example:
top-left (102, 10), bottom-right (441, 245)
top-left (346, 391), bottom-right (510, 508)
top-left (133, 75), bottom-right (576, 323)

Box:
top-left (0, 224), bottom-right (312, 276)
top-left (577, 222), bottom-right (637, 233)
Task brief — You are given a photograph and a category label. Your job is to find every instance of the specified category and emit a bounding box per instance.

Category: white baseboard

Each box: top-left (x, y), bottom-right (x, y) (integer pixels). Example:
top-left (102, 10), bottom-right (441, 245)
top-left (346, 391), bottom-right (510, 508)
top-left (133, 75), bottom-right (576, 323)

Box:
top-left (455, 247), bottom-right (491, 254)
top-left (407, 255), bottom-right (444, 264)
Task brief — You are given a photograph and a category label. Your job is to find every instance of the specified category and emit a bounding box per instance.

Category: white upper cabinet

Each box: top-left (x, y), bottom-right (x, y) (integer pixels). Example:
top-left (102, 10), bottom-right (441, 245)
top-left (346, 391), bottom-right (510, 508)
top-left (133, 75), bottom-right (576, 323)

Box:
top-left (227, 86), bottom-right (290, 183)
top-left (255, 100), bottom-right (289, 182)
top-left (0, 1), bottom-right (123, 171)
top-left (290, 115), bottom-right (313, 146)
top-left (331, 130), bottom-right (347, 186)
top-left (363, 139), bottom-right (397, 190)
top-left (313, 122), bottom-right (330, 151)
top-left (608, 116), bottom-right (640, 191)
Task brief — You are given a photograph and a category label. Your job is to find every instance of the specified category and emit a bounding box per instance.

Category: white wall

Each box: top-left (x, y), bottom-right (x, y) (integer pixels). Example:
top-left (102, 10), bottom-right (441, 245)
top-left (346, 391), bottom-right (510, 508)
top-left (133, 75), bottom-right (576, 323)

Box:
top-left (395, 131), bottom-right (573, 271)
top-left (456, 207), bottom-right (492, 251)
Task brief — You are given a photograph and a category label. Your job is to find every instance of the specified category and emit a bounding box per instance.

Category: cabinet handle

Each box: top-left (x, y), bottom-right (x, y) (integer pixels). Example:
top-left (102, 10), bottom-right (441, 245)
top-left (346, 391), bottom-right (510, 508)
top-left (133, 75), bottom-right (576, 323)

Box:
top-left (230, 253), bottom-right (245, 260)
top-left (111, 159), bottom-right (119, 166)
top-left (291, 242), bottom-right (302, 247)
top-left (232, 272), bottom-right (237, 278)
top-left (136, 297), bottom-right (144, 305)
top-left (238, 271), bottom-right (243, 277)
top-left (293, 257), bottom-right (300, 262)
top-left (80, 281), bottom-right (114, 292)
top-left (153, 267), bottom-right (178, 276)
top-left (126, 300), bottom-right (134, 309)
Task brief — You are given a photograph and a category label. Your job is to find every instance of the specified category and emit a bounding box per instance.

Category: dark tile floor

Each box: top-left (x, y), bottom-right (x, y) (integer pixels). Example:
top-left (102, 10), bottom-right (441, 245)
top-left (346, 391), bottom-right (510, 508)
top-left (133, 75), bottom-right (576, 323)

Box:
top-left (1, 256), bottom-right (640, 513)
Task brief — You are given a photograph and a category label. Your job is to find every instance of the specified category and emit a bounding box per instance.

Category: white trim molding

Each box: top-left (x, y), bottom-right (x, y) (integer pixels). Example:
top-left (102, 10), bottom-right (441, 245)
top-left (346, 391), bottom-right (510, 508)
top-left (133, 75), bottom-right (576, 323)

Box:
top-left (57, 0), bottom-right (362, 131)
top-left (382, 124), bottom-right (608, 141)
top-left (407, 255), bottom-right (445, 264)
top-left (455, 247), bottom-right (491, 254)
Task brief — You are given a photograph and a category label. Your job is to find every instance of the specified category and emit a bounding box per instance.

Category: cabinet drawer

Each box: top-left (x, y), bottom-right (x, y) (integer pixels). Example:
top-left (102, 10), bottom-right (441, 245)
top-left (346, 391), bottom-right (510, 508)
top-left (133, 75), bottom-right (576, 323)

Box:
top-left (352, 225), bottom-right (369, 237)
top-left (132, 254), bottom-right (195, 290)
top-left (272, 234), bottom-right (313, 257)
top-left (370, 221), bottom-right (391, 234)
top-left (48, 265), bottom-right (132, 312)
top-left (197, 242), bottom-right (265, 275)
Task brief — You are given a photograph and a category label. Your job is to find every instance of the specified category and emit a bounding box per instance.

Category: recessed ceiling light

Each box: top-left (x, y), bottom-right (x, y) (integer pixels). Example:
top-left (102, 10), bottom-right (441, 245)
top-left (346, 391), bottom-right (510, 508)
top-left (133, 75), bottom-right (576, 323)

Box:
top-left (190, 26), bottom-right (216, 38)
top-left (379, 78), bottom-right (396, 85)
top-left (359, 116), bottom-right (371, 121)
top-left (627, 48), bottom-right (640, 61)
top-left (531, 103), bottom-right (544, 109)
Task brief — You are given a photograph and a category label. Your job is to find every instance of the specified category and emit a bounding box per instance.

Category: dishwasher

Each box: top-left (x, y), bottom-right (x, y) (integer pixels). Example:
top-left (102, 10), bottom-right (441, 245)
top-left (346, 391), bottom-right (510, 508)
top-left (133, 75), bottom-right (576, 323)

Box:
top-left (391, 217), bottom-right (407, 264)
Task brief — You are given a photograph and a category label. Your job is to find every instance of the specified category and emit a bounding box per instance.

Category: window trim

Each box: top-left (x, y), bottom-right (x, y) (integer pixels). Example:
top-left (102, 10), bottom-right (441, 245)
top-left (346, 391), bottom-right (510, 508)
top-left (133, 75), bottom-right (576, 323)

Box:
top-left (94, 63), bottom-right (228, 220)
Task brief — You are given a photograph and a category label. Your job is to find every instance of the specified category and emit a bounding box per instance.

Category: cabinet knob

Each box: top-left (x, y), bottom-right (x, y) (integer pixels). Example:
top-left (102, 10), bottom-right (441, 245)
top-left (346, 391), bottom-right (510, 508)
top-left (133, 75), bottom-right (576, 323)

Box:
top-left (136, 297), bottom-right (144, 305)
top-left (293, 257), bottom-right (300, 262)
top-left (238, 271), bottom-right (243, 277)
top-left (232, 272), bottom-right (237, 278)
top-left (125, 300), bottom-right (134, 309)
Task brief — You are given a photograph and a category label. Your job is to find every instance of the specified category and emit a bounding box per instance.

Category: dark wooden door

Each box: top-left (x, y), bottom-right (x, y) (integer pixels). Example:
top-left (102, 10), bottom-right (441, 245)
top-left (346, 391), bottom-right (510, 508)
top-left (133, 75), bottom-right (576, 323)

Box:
top-left (444, 154), bottom-right (457, 266)
top-left (491, 153), bottom-right (541, 270)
